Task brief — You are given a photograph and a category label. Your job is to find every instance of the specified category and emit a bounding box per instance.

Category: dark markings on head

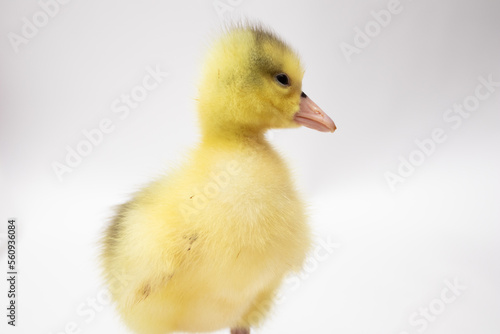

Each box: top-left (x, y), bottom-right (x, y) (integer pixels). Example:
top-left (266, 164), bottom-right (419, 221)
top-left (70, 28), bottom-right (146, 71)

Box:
top-left (252, 25), bottom-right (288, 50)
top-left (246, 25), bottom-right (291, 84)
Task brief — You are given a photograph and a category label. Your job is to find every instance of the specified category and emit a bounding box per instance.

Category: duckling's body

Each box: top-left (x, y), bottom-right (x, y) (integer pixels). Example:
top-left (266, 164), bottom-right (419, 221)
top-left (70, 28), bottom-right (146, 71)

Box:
top-left (102, 24), bottom-right (335, 333)
top-left (103, 134), bottom-right (309, 333)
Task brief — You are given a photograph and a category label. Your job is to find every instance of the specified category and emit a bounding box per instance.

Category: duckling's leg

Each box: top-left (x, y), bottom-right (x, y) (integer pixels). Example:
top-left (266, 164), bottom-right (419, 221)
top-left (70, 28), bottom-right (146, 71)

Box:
top-left (230, 328), bottom-right (250, 334)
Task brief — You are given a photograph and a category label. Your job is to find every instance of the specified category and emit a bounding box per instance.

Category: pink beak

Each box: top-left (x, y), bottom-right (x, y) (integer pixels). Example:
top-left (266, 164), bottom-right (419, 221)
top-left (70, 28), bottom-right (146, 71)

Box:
top-left (294, 92), bottom-right (336, 133)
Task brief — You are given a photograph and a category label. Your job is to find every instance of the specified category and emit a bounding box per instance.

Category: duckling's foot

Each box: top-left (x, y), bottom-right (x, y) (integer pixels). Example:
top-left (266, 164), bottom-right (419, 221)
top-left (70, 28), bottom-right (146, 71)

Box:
top-left (230, 328), bottom-right (250, 334)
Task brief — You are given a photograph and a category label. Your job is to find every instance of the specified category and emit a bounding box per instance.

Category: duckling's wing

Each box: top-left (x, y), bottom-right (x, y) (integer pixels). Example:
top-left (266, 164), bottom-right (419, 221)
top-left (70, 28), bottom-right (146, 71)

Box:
top-left (101, 201), bottom-right (181, 309)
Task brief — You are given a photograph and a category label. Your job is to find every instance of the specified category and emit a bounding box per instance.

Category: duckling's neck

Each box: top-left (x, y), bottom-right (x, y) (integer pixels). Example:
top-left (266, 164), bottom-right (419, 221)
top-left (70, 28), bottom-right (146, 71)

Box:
top-left (201, 126), bottom-right (268, 149)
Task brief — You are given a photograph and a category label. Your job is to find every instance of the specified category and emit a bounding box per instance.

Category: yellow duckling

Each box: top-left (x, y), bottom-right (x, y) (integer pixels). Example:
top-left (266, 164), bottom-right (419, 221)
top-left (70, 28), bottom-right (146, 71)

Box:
top-left (101, 23), bottom-right (336, 334)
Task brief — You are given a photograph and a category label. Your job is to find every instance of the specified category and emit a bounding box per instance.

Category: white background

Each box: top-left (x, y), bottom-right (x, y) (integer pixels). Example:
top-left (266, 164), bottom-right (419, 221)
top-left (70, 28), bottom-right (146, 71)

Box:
top-left (1, 0), bottom-right (499, 333)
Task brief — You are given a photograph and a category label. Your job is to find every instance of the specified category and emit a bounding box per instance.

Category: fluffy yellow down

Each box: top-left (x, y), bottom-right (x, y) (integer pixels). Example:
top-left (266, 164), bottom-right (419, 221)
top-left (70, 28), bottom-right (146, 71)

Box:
top-left (101, 24), bottom-right (311, 334)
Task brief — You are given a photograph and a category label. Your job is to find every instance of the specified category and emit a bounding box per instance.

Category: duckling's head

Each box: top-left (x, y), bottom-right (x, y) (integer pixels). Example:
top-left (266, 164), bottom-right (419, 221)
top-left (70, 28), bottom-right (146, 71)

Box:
top-left (197, 24), bottom-right (336, 138)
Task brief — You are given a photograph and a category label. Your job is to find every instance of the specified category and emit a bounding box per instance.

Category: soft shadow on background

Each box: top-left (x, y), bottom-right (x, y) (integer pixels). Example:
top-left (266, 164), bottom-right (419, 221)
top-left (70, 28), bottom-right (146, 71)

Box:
top-left (1, 0), bottom-right (499, 333)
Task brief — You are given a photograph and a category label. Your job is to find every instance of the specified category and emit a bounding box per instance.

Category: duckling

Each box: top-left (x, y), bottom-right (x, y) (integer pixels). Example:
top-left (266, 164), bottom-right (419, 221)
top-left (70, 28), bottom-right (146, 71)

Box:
top-left (101, 23), bottom-right (336, 334)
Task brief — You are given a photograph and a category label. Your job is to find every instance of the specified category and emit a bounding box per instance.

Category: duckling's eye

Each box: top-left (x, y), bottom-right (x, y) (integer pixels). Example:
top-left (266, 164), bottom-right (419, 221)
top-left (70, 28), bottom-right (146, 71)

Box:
top-left (275, 73), bottom-right (290, 87)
